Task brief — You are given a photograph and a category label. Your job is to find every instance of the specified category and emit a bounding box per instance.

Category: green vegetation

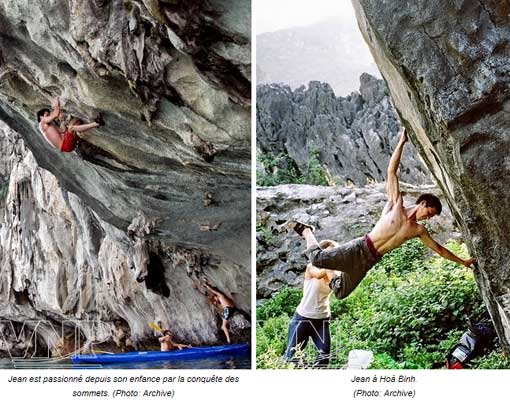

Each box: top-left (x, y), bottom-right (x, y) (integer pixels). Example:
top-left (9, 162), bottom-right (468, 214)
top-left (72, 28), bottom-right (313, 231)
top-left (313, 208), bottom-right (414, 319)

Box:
top-left (257, 239), bottom-right (510, 369)
top-left (257, 149), bottom-right (328, 186)
top-left (256, 224), bottom-right (279, 248)
top-left (305, 149), bottom-right (328, 186)
top-left (257, 152), bottom-right (303, 186)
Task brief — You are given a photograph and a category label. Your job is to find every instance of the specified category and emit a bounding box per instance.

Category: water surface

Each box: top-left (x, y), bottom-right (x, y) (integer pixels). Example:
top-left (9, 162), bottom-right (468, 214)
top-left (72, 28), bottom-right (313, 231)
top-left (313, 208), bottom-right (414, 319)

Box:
top-left (0, 353), bottom-right (250, 369)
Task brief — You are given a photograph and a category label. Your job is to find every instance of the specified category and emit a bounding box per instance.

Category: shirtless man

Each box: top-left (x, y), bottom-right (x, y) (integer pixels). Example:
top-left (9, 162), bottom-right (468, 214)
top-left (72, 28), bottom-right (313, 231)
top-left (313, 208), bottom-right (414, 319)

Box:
top-left (158, 330), bottom-right (191, 352)
top-left (288, 128), bottom-right (476, 299)
top-left (36, 96), bottom-right (104, 152)
top-left (204, 282), bottom-right (235, 344)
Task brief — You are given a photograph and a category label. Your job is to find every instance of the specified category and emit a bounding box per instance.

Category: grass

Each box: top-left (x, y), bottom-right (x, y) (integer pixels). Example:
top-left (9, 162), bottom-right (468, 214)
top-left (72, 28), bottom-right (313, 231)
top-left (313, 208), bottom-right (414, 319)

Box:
top-left (257, 239), bottom-right (510, 369)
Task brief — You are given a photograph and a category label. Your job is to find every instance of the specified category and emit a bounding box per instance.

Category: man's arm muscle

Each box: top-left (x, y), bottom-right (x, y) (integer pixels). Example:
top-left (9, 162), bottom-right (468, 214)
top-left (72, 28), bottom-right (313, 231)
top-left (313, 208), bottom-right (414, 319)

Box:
top-left (40, 97), bottom-right (61, 124)
top-left (419, 227), bottom-right (474, 267)
top-left (386, 128), bottom-right (408, 204)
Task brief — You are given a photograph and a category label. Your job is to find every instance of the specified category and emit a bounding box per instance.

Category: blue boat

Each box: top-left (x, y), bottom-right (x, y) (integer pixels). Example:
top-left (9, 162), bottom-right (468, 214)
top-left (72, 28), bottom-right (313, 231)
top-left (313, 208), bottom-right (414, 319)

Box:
top-left (71, 343), bottom-right (250, 364)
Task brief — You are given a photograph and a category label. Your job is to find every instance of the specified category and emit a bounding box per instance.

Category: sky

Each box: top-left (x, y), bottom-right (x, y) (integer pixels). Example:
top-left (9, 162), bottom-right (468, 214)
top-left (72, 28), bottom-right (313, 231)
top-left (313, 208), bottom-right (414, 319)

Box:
top-left (255, 0), bottom-right (356, 34)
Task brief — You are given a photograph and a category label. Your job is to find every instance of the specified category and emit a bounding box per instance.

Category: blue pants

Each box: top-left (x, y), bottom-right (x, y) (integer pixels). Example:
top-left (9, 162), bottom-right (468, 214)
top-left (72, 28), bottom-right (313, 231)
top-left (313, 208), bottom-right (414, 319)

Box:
top-left (284, 312), bottom-right (331, 367)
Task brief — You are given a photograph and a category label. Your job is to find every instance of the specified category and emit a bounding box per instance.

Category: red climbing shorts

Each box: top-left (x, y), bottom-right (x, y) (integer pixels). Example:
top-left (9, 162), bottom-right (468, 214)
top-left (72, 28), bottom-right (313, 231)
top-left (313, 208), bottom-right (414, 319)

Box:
top-left (60, 131), bottom-right (79, 152)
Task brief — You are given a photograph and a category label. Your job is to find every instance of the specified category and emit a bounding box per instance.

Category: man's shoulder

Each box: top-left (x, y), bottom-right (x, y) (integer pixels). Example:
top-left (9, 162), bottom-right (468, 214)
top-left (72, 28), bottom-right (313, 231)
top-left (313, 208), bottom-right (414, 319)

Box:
top-left (39, 121), bottom-right (54, 130)
top-left (412, 223), bottom-right (427, 236)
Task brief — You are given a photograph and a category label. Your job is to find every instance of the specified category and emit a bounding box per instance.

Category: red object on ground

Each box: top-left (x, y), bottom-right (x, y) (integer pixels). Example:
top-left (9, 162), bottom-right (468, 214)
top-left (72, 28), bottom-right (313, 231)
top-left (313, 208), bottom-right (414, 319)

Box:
top-left (60, 131), bottom-right (79, 152)
top-left (446, 360), bottom-right (464, 369)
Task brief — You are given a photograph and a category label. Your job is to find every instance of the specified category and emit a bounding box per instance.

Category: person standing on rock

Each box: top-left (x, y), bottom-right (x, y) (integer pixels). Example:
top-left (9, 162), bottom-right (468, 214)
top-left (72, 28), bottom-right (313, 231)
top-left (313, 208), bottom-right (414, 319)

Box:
top-left (37, 96), bottom-right (105, 152)
top-left (284, 239), bottom-right (340, 368)
top-left (285, 128), bottom-right (477, 300)
top-left (203, 282), bottom-right (235, 344)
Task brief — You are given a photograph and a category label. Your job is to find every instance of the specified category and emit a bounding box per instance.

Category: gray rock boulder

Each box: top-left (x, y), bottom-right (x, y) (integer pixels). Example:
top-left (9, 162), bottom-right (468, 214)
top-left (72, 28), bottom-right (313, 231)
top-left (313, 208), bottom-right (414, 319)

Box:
top-left (352, 0), bottom-right (510, 349)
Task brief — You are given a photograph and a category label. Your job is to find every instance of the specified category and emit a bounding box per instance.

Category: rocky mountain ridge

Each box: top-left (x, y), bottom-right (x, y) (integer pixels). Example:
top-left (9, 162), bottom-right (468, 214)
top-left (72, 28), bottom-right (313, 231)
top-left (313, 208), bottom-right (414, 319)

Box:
top-left (257, 73), bottom-right (431, 186)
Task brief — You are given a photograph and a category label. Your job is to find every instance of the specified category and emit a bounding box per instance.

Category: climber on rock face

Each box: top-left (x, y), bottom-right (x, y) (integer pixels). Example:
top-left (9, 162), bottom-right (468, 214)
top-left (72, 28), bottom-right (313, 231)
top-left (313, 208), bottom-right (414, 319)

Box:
top-left (203, 281), bottom-right (235, 344)
top-left (286, 128), bottom-right (477, 300)
top-left (36, 96), bottom-right (105, 153)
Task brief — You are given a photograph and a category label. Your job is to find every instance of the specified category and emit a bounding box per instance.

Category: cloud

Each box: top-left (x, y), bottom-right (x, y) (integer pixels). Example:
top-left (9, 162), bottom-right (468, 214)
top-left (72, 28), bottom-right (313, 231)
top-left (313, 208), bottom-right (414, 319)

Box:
top-left (256, 0), bottom-right (355, 34)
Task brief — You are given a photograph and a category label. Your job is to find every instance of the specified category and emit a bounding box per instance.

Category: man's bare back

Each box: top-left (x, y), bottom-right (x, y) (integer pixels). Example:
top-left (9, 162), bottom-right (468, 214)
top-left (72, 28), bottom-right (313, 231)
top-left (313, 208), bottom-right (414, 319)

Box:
top-left (38, 97), bottom-right (65, 149)
top-left (39, 120), bottom-right (65, 149)
top-left (204, 282), bottom-right (234, 309)
top-left (203, 282), bottom-right (235, 344)
top-left (37, 96), bottom-right (103, 152)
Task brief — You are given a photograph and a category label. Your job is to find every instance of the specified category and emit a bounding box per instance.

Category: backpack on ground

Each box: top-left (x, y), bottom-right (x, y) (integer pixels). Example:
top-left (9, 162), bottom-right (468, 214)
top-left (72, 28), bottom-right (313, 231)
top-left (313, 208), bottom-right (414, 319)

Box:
top-left (446, 319), bottom-right (496, 369)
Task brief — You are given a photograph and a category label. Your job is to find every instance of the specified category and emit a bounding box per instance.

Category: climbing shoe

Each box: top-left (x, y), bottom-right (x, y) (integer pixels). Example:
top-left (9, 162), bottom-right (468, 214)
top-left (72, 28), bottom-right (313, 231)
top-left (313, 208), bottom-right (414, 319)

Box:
top-left (329, 275), bottom-right (344, 299)
top-left (280, 220), bottom-right (315, 236)
top-left (94, 112), bottom-right (105, 127)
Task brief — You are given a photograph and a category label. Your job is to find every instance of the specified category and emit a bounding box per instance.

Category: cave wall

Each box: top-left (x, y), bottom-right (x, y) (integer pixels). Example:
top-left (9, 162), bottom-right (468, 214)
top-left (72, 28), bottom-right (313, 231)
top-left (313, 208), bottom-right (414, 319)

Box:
top-left (0, 0), bottom-right (251, 262)
top-left (0, 123), bottom-right (250, 353)
top-left (0, 0), bottom-right (251, 352)
top-left (352, 0), bottom-right (510, 348)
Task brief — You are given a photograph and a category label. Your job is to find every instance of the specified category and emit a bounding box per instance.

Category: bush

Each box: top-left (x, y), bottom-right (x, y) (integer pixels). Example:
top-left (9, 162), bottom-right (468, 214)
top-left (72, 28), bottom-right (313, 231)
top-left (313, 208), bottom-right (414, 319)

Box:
top-left (256, 149), bottom-right (328, 186)
top-left (256, 224), bottom-right (279, 247)
top-left (256, 287), bottom-right (302, 322)
top-left (257, 239), bottom-right (502, 369)
top-left (257, 153), bottom-right (303, 186)
top-left (304, 148), bottom-right (328, 186)
top-left (377, 237), bottom-right (428, 276)
top-left (471, 350), bottom-right (510, 369)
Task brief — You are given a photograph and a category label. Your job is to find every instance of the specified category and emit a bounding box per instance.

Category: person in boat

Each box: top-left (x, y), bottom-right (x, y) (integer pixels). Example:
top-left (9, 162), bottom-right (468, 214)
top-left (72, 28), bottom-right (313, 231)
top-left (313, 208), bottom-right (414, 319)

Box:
top-left (286, 128), bottom-right (476, 300)
top-left (36, 96), bottom-right (105, 153)
top-left (203, 282), bottom-right (235, 344)
top-left (159, 330), bottom-right (192, 352)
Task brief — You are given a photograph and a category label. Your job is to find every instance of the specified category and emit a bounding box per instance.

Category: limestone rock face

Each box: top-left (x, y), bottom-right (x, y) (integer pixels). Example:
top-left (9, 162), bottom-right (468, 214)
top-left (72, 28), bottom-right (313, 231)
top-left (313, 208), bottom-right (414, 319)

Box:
top-left (0, 0), bottom-right (250, 354)
top-left (256, 74), bottom-right (430, 186)
top-left (352, 0), bottom-right (510, 348)
top-left (0, 124), bottom-right (250, 356)
top-left (256, 183), bottom-right (457, 299)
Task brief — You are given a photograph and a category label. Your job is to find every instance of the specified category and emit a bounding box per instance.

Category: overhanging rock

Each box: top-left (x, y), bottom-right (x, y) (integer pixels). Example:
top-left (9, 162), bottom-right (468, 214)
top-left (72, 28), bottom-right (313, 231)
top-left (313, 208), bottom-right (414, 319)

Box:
top-left (0, 1), bottom-right (251, 351)
top-left (352, 0), bottom-right (510, 349)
